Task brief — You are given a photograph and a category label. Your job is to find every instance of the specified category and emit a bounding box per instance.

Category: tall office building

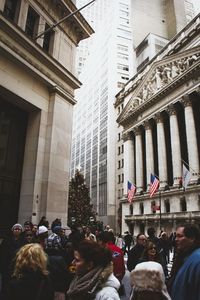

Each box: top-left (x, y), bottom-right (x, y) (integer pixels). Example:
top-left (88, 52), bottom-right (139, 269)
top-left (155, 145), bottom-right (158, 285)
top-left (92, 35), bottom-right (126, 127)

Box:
top-left (71, 0), bottom-right (133, 228)
top-left (75, 0), bottom-right (110, 75)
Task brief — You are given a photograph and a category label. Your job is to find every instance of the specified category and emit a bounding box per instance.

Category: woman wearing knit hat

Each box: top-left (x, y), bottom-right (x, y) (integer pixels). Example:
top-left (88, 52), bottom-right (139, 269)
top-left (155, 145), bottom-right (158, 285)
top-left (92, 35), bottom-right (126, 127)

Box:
top-left (130, 261), bottom-right (171, 300)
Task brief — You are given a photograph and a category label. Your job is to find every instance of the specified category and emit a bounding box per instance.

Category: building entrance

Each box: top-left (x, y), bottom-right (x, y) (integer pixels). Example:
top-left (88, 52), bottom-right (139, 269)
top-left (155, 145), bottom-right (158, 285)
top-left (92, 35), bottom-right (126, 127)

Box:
top-left (0, 99), bottom-right (27, 236)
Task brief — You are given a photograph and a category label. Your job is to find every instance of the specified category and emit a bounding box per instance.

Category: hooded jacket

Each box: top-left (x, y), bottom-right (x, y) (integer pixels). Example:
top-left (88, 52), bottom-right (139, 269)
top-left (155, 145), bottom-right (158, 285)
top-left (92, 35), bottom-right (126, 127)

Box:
top-left (95, 273), bottom-right (120, 300)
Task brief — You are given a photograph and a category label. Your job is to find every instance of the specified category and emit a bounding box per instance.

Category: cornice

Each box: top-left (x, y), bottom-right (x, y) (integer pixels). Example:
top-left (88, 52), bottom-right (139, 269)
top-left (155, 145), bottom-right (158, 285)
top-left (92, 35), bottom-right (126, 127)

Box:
top-left (0, 14), bottom-right (81, 99)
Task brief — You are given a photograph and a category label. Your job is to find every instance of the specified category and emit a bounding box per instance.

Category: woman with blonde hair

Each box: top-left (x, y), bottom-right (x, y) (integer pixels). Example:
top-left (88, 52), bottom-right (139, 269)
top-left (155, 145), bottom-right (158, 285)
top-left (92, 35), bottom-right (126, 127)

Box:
top-left (5, 243), bottom-right (54, 300)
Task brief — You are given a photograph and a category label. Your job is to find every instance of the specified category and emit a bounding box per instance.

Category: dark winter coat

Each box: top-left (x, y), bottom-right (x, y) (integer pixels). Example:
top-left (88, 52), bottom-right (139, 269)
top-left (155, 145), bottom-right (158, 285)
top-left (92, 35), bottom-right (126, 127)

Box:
top-left (127, 244), bottom-right (145, 272)
top-left (5, 270), bottom-right (54, 300)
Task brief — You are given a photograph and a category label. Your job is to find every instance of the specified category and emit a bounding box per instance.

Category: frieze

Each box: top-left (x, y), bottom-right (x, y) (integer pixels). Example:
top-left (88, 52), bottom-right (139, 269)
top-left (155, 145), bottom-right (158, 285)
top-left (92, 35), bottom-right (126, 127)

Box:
top-left (118, 48), bottom-right (200, 125)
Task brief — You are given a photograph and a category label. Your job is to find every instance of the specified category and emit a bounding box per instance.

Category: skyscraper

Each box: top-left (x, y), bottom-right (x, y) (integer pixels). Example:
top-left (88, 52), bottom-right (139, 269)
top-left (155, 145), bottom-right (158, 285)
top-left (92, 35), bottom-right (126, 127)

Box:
top-left (71, 0), bottom-right (133, 228)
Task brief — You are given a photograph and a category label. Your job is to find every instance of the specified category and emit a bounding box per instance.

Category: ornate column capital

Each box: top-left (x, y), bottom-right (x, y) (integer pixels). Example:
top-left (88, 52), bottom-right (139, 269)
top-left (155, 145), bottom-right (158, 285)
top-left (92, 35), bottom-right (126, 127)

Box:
top-left (154, 112), bottom-right (163, 124)
top-left (133, 126), bottom-right (141, 135)
top-left (143, 119), bottom-right (151, 130)
top-left (122, 131), bottom-right (133, 142)
top-left (166, 104), bottom-right (176, 116)
top-left (181, 95), bottom-right (192, 107)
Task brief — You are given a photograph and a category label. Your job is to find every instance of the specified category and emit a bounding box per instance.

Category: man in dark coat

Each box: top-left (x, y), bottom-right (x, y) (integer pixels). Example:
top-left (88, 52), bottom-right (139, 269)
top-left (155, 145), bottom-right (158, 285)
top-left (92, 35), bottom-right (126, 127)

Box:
top-left (127, 233), bottom-right (147, 272)
top-left (124, 231), bottom-right (133, 253)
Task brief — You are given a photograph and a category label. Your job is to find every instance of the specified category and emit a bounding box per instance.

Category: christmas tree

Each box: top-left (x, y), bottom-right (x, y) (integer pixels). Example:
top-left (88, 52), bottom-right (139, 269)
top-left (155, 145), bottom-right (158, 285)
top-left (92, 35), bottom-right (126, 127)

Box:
top-left (68, 169), bottom-right (96, 228)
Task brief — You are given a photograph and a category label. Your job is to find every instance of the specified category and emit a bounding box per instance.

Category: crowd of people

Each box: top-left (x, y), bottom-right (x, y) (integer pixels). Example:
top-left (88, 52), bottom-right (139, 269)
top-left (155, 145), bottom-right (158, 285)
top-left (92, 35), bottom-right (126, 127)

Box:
top-left (0, 219), bottom-right (200, 300)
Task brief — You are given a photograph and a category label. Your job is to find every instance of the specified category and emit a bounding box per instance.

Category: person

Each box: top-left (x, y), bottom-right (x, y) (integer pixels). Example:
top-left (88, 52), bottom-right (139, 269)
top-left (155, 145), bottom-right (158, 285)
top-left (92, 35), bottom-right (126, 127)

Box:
top-left (139, 240), bottom-right (168, 277)
top-left (123, 231), bottom-right (133, 253)
top-left (97, 231), bottom-right (125, 283)
top-left (167, 224), bottom-right (200, 300)
top-left (85, 226), bottom-right (97, 242)
top-left (51, 218), bottom-right (62, 231)
top-left (66, 239), bottom-right (120, 300)
top-left (38, 216), bottom-right (49, 229)
top-left (0, 223), bottom-right (25, 298)
top-left (147, 227), bottom-right (160, 247)
top-left (5, 243), bottom-right (54, 300)
top-left (46, 226), bottom-right (63, 252)
top-left (127, 233), bottom-right (147, 272)
top-left (46, 232), bottom-right (69, 300)
top-left (115, 233), bottom-right (124, 250)
top-left (24, 230), bottom-right (35, 244)
top-left (130, 261), bottom-right (171, 300)
top-left (35, 225), bottom-right (48, 249)
top-left (159, 232), bottom-right (171, 264)
top-left (32, 224), bottom-right (38, 238)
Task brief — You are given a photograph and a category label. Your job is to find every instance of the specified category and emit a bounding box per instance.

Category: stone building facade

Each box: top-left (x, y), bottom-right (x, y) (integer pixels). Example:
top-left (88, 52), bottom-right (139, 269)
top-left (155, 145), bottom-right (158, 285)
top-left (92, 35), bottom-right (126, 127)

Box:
top-left (116, 13), bottom-right (200, 236)
top-left (0, 0), bottom-right (93, 233)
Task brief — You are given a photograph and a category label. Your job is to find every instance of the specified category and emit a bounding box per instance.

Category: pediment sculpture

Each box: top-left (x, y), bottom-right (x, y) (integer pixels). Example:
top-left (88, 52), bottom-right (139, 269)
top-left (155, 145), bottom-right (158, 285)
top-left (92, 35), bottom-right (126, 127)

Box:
top-left (132, 52), bottom-right (200, 108)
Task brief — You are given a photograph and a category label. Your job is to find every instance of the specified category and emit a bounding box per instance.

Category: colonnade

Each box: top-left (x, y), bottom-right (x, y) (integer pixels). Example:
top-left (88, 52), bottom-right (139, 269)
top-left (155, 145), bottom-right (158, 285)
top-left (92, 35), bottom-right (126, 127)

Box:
top-left (123, 93), bottom-right (200, 194)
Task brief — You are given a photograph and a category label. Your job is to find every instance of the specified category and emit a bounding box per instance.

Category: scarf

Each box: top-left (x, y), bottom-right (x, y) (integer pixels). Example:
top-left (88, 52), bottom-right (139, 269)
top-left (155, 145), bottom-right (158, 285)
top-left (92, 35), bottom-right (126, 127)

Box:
top-left (67, 263), bottom-right (113, 300)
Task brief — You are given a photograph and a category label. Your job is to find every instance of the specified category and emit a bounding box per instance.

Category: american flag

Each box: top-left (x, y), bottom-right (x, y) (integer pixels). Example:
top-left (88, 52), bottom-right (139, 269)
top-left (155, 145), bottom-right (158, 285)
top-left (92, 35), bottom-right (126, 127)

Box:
top-left (149, 174), bottom-right (159, 198)
top-left (127, 181), bottom-right (136, 203)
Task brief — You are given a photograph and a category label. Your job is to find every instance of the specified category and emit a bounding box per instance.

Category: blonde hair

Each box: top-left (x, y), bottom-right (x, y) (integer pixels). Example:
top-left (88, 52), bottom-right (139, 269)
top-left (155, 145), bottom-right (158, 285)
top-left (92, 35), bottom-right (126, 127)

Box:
top-left (13, 243), bottom-right (48, 279)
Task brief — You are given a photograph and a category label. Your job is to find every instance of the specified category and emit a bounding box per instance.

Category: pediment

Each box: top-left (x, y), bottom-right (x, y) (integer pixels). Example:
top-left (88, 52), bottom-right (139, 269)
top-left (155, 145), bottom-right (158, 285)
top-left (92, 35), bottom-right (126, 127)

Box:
top-left (118, 46), bottom-right (200, 124)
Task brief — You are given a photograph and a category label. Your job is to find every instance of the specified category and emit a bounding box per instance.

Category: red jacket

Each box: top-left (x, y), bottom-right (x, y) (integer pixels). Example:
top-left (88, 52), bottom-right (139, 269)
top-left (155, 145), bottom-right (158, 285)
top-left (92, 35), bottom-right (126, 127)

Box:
top-left (106, 242), bottom-right (125, 282)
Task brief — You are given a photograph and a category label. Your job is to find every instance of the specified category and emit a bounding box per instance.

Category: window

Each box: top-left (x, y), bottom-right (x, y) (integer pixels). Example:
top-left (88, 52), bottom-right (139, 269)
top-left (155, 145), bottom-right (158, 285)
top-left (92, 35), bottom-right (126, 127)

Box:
top-left (180, 197), bottom-right (187, 212)
top-left (118, 146), bottom-right (120, 155)
top-left (117, 64), bottom-right (129, 72)
top-left (118, 160), bottom-right (121, 169)
top-left (121, 159), bottom-right (124, 168)
top-left (121, 173), bottom-right (124, 183)
top-left (117, 44), bottom-right (128, 52)
top-left (3, 0), bottom-right (20, 21)
top-left (164, 199), bottom-right (170, 213)
top-left (117, 82), bottom-right (124, 89)
top-left (43, 23), bottom-right (54, 53)
top-left (118, 175), bottom-right (121, 184)
top-left (140, 203), bottom-right (144, 214)
top-left (121, 144), bottom-right (124, 153)
top-left (118, 189), bottom-right (121, 198)
top-left (118, 133), bottom-right (120, 141)
top-left (25, 6), bottom-right (39, 38)
top-left (151, 201), bottom-right (156, 213)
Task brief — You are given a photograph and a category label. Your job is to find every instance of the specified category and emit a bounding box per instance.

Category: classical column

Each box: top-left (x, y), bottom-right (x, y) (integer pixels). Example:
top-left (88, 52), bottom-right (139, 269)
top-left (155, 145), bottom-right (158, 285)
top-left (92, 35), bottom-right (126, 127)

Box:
top-left (144, 120), bottom-right (154, 190)
top-left (155, 113), bottom-right (168, 188)
top-left (123, 131), bottom-right (135, 194)
top-left (182, 95), bottom-right (199, 183)
top-left (134, 127), bottom-right (143, 192)
top-left (167, 105), bottom-right (182, 186)
top-left (0, 0), bottom-right (6, 12)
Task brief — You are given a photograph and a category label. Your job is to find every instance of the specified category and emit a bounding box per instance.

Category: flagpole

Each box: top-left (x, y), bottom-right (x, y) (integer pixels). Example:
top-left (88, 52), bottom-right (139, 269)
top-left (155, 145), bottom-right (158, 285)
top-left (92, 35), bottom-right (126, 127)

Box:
top-left (180, 159), bottom-right (200, 175)
top-left (34, 0), bottom-right (96, 40)
top-left (159, 190), bottom-right (162, 230)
